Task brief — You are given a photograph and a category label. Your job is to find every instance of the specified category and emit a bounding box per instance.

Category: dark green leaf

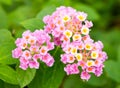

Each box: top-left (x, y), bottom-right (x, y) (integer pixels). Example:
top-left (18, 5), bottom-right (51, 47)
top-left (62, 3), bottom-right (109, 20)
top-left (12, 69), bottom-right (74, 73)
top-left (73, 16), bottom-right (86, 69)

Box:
top-left (105, 60), bottom-right (120, 83)
top-left (103, 42), bottom-right (117, 61)
top-left (102, 30), bottom-right (120, 45)
top-left (87, 74), bottom-right (107, 86)
top-left (0, 79), bottom-right (4, 88)
top-left (63, 75), bottom-right (93, 88)
top-left (4, 82), bottom-right (19, 88)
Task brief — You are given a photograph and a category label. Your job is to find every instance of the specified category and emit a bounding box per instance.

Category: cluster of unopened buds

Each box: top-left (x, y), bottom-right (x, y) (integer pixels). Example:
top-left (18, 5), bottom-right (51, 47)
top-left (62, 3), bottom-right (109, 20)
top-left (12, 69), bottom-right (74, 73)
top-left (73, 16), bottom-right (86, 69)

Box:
top-left (12, 6), bottom-right (108, 81)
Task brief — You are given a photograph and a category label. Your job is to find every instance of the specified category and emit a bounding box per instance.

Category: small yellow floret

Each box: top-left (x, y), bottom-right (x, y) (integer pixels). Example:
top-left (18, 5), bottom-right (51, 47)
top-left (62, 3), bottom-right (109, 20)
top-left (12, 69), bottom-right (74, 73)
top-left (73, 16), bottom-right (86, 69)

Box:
top-left (75, 53), bottom-right (82, 61)
top-left (85, 44), bottom-right (92, 50)
top-left (70, 47), bottom-right (77, 55)
top-left (64, 30), bottom-right (72, 38)
top-left (77, 15), bottom-right (85, 21)
top-left (91, 51), bottom-right (98, 59)
top-left (73, 34), bottom-right (81, 41)
top-left (81, 27), bottom-right (89, 35)
top-left (63, 15), bottom-right (70, 22)
top-left (87, 60), bottom-right (94, 67)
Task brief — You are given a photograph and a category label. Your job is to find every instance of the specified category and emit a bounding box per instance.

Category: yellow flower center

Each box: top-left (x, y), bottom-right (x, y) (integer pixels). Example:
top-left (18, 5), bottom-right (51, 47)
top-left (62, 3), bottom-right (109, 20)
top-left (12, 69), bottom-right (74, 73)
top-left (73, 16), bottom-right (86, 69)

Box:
top-left (83, 28), bottom-right (87, 33)
top-left (75, 53), bottom-right (82, 61)
top-left (71, 47), bottom-right (77, 55)
top-left (78, 15), bottom-right (84, 21)
top-left (64, 30), bottom-right (72, 38)
top-left (85, 44), bottom-right (92, 50)
top-left (91, 51), bottom-right (98, 59)
top-left (81, 27), bottom-right (89, 35)
top-left (73, 34), bottom-right (81, 41)
top-left (87, 60), bottom-right (94, 67)
top-left (63, 16), bottom-right (70, 22)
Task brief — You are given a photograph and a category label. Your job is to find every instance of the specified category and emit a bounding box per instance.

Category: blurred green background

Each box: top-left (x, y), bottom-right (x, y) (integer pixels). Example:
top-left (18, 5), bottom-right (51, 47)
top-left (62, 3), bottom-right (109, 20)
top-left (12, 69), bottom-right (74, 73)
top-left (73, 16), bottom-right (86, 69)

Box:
top-left (0, 0), bottom-right (120, 88)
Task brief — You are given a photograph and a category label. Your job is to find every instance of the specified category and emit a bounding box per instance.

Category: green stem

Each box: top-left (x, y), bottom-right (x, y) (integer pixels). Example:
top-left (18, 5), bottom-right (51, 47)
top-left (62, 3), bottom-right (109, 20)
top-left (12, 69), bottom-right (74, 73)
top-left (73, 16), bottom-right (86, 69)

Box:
top-left (53, 46), bottom-right (60, 56)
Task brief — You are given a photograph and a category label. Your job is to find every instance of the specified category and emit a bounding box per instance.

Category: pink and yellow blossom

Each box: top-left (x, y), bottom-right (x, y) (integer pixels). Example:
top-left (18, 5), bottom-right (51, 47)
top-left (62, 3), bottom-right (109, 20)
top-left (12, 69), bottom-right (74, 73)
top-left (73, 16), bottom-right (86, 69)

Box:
top-left (12, 30), bottom-right (55, 70)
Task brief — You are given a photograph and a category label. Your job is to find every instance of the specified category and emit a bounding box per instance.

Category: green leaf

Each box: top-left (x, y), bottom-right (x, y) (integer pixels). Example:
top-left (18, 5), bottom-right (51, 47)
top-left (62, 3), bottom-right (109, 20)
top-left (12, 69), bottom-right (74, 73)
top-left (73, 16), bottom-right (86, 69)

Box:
top-left (117, 45), bottom-right (120, 62)
top-left (1, 77), bottom-right (19, 88)
top-left (16, 67), bottom-right (36, 88)
top-left (36, 5), bottom-right (56, 21)
top-left (28, 47), bottom-right (65, 88)
top-left (105, 60), bottom-right (120, 83)
top-left (63, 75), bottom-right (93, 88)
top-left (8, 6), bottom-right (33, 27)
top-left (0, 0), bottom-right (12, 5)
top-left (45, 0), bottom-right (64, 7)
top-left (63, 75), bottom-right (83, 88)
top-left (103, 42), bottom-right (117, 61)
top-left (0, 6), bottom-right (8, 29)
top-left (0, 29), bottom-right (18, 64)
top-left (20, 18), bottom-right (44, 31)
top-left (103, 30), bottom-right (120, 45)
top-left (87, 74), bottom-right (107, 86)
top-left (73, 3), bottom-right (100, 21)
top-left (116, 85), bottom-right (120, 88)
top-left (0, 79), bottom-right (4, 88)
top-left (0, 65), bottom-right (18, 85)
top-left (14, 29), bottom-right (26, 38)
top-left (4, 82), bottom-right (19, 88)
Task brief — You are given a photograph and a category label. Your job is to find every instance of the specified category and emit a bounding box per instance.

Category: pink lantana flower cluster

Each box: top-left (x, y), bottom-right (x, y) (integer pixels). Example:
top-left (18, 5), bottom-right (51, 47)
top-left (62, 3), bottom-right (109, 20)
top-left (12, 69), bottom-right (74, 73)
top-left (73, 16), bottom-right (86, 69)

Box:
top-left (43, 6), bottom-right (92, 45)
top-left (43, 6), bottom-right (108, 81)
top-left (12, 30), bottom-right (54, 70)
top-left (61, 36), bottom-right (107, 81)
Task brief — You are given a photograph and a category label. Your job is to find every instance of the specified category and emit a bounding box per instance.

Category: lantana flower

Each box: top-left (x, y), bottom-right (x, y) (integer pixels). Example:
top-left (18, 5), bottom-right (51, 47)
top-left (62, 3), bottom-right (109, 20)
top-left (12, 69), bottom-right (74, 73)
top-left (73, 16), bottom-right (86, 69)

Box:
top-left (43, 6), bottom-right (108, 81)
top-left (43, 6), bottom-right (93, 46)
top-left (12, 30), bottom-right (55, 70)
top-left (60, 36), bottom-right (107, 81)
